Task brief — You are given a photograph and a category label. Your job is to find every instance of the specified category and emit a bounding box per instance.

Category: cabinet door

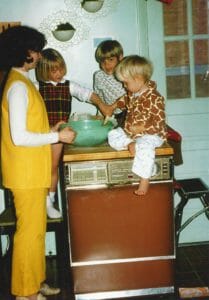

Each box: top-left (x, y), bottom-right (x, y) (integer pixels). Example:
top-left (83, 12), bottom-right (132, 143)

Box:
top-left (68, 182), bottom-right (174, 263)
top-left (67, 182), bottom-right (174, 294)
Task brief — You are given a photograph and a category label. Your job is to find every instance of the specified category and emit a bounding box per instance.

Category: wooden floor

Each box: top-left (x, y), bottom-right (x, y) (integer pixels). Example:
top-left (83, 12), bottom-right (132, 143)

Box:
top-left (1, 243), bottom-right (209, 299)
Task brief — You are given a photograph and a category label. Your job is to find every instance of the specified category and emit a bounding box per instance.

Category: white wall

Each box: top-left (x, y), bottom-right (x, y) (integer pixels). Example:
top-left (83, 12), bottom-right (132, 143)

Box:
top-left (0, 0), bottom-right (209, 247)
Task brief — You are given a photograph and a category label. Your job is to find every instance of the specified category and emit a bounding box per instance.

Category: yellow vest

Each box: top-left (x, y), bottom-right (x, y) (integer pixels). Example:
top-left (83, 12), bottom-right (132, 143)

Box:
top-left (1, 69), bottom-right (51, 188)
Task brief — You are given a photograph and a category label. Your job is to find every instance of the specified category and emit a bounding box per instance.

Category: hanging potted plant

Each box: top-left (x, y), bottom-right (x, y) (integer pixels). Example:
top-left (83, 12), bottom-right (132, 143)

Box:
top-left (81, 0), bottom-right (104, 13)
top-left (52, 22), bottom-right (76, 42)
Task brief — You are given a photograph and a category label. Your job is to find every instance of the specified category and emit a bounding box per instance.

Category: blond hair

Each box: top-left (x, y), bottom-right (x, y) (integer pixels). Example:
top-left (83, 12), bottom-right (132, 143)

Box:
top-left (115, 55), bottom-right (153, 82)
top-left (36, 48), bottom-right (67, 81)
top-left (95, 40), bottom-right (123, 63)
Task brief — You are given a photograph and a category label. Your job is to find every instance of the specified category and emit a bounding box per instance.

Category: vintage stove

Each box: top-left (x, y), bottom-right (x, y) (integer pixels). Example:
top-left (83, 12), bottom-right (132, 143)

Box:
top-left (64, 156), bottom-right (172, 188)
top-left (64, 153), bottom-right (175, 300)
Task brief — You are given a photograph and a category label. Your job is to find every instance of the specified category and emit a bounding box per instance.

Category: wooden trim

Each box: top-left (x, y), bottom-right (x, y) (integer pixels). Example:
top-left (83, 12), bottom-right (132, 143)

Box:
top-left (63, 142), bottom-right (173, 162)
top-left (0, 22), bottom-right (21, 33)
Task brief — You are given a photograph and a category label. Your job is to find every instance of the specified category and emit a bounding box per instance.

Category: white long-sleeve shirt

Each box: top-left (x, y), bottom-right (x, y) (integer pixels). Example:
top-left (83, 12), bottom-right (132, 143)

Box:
top-left (93, 69), bottom-right (126, 114)
top-left (7, 68), bottom-right (59, 147)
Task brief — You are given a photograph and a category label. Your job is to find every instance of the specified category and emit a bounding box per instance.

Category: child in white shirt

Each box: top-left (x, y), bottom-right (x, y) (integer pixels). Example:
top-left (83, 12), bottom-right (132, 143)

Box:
top-left (93, 40), bottom-right (126, 127)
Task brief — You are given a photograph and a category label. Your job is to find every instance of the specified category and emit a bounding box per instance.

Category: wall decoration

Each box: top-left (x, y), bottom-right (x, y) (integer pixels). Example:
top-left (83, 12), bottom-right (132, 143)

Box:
top-left (64, 0), bottom-right (119, 21)
top-left (39, 10), bottom-right (89, 51)
top-left (82, 0), bottom-right (104, 13)
top-left (52, 22), bottom-right (76, 42)
top-left (39, 0), bottom-right (119, 51)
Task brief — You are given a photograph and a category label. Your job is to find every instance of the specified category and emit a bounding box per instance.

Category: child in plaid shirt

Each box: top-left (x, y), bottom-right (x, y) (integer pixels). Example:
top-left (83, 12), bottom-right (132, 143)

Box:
top-left (36, 48), bottom-right (104, 218)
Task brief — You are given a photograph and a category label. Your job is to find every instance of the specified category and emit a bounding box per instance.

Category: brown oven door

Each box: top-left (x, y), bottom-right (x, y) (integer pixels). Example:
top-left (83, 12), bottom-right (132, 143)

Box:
top-left (68, 182), bottom-right (174, 295)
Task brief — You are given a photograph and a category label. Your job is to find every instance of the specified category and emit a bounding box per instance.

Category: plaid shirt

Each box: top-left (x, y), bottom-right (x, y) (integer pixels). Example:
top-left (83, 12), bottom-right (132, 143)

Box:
top-left (39, 80), bottom-right (72, 126)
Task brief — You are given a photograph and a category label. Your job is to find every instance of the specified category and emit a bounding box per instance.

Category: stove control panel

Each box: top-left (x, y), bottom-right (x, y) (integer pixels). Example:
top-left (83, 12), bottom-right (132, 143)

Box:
top-left (64, 156), bottom-right (172, 188)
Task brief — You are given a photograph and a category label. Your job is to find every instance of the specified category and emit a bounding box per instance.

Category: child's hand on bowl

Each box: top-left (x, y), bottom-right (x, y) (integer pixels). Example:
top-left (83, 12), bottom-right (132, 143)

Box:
top-left (58, 126), bottom-right (76, 144)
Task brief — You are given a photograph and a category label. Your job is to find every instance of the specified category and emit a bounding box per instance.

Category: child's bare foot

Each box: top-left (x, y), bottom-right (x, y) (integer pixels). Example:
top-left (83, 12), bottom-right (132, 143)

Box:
top-left (134, 178), bottom-right (149, 196)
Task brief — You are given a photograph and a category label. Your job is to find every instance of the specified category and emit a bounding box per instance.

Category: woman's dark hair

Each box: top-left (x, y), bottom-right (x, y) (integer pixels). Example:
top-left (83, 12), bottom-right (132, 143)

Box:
top-left (0, 25), bottom-right (46, 71)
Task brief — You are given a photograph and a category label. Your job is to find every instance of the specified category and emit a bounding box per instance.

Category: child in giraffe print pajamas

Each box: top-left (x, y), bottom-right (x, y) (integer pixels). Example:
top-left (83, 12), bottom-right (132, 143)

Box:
top-left (100, 55), bottom-right (167, 196)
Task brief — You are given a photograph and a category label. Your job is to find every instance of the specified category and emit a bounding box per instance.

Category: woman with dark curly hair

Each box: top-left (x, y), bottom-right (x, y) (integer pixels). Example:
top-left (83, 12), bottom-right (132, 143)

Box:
top-left (0, 25), bottom-right (76, 300)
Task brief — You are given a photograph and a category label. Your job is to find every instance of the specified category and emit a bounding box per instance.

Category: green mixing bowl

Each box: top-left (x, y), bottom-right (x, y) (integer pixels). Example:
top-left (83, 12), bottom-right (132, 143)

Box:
top-left (64, 119), bottom-right (114, 147)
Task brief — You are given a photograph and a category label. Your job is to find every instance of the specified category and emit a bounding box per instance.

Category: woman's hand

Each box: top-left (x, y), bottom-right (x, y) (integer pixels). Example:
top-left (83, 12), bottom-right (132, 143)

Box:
top-left (51, 121), bottom-right (66, 132)
top-left (58, 127), bottom-right (76, 144)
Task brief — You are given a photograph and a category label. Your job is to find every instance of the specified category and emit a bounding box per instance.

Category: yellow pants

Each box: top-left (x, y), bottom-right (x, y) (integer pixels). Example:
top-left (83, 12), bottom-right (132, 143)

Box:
top-left (11, 188), bottom-right (47, 296)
